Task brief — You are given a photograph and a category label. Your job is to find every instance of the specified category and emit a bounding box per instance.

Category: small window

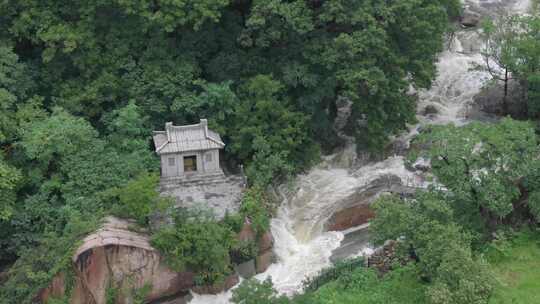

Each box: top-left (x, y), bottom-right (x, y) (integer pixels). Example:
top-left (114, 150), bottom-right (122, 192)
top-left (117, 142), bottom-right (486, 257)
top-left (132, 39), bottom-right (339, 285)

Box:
top-left (168, 157), bottom-right (175, 166)
top-left (205, 153), bottom-right (212, 162)
top-left (184, 156), bottom-right (197, 172)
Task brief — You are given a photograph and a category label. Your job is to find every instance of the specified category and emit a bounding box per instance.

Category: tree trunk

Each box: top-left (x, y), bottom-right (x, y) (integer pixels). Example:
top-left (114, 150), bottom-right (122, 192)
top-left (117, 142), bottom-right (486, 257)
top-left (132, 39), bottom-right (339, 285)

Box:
top-left (503, 68), bottom-right (509, 115)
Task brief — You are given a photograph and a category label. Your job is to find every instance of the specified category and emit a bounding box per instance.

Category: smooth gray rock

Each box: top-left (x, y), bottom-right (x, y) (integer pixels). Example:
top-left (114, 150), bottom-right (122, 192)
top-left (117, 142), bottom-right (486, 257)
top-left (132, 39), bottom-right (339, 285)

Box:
top-left (234, 260), bottom-right (256, 279)
top-left (461, 9), bottom-right (482, 27)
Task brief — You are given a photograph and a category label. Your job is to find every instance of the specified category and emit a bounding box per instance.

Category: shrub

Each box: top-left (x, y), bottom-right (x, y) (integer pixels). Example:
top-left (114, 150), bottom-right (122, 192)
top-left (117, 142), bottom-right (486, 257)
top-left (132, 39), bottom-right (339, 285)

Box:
top-left (240, 188), bottom-right (271, 236)
top-left (151, 212), bottom-right (236, 285)
top-left (231, 278), bottom-right (288, 304)
top-left (223, 211), bottom-right (244, 233)
top-left (0, 212), bottom-right (99, 303)
top-left (230, 239), bottom-right (258, 264)
top-left (303, 257), bottom-right (365, 292)
top-left (110, 173), bottom-right (171, 226)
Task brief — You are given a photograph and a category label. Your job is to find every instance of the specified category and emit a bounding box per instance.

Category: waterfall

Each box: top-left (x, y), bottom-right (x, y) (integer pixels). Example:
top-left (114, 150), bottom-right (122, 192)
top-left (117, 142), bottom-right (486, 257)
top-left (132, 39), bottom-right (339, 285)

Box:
top-left (189, 0), bottom-right (532, 302)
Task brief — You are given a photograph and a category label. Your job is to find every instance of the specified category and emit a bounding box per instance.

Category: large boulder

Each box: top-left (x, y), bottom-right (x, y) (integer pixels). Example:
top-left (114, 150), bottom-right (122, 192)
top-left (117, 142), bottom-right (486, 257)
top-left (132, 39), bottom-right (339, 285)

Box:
top-left (39, 217), bottom-right (276, 303)
top-left (237, 219), bottom-right (256, 242)
top-left (39, 217), bottom-right (196, 304)
top-left (472, 79), bottom-right (527, 119)
top-left (258, 231), bottom-right (274, 253)
top-left (234, 260), bottom-right (256, 278)
top-left (323, 175), bottom-right (401, 232)
top-left (326, 204), bottom-right (375, 232)
top-left (256, 250), bottom-right (275, 274)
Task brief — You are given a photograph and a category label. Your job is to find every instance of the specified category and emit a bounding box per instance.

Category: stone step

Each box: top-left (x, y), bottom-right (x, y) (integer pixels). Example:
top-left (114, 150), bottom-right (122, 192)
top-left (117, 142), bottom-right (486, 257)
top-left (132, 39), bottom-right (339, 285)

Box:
top-left (163, 173), bottom-right (226, 183)
top-left (159, 173), bottom-right (246, 193)
top-left (162, 176), bottom-right (228, 185)
top-left (160, 179), bottom-right (243, 191)
top-left (161, 175), bottom-right (225, 184)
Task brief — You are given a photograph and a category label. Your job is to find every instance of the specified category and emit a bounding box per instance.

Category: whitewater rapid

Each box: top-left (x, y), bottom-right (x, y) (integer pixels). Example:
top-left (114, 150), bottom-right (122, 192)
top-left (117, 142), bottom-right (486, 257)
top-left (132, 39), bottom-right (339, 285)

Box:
top-left (189, 1), bottom-right (532, 302)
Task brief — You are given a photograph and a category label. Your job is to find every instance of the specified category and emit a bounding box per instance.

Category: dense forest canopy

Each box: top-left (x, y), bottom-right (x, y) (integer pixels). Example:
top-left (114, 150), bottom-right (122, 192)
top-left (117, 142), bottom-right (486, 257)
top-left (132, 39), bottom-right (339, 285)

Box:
top-left (0, 0), bottom-right (462, 302)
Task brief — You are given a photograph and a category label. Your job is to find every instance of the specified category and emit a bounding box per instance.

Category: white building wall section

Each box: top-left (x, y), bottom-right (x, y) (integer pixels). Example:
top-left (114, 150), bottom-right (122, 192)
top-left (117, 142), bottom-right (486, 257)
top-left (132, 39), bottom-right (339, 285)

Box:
top-left (161, 154), bottom-right (180, 178)
top-left (202, 149), bottom-right (219, 172)
top-left (160, 150), bottom-right (222, 178)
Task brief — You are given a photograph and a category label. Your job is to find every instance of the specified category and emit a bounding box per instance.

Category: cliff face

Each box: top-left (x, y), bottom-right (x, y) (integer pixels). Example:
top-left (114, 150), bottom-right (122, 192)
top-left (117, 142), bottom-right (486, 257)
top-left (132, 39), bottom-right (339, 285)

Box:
top-left (39, 217), bottom-right (274, 304)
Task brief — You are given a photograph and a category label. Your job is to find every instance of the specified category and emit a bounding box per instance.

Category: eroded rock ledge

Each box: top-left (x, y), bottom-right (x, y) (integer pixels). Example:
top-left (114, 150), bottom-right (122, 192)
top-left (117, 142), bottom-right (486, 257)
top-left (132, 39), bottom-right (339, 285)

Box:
top-left (39, 217), bottom-right (274, 304)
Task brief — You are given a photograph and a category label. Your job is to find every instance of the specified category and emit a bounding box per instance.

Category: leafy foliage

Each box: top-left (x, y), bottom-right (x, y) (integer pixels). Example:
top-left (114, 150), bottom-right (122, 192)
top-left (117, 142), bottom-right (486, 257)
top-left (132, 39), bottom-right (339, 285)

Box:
top-left (482, 14), bottom-right (540, 117)
top-left (410, 119), bottom-right (538, 221)
top-left (230, 239), bottom-right (258, 264)
top-left (232, 278), bottom-right (289, 304)
top-left (151, 212), bottom-right (236, 285)
top-left (239, 187), bottom-right (271, 236)
top-left (0, 0), bottom-right (460, 300)
top-left (369, 119), bottom-right (540, 303)
top-left (0, 213), bottom-right (100, 303)
top-left (371, 193), bottom-right (494, 304)
top-left (109, 173), bottom-right (170, 225)
top-left (0, 159), bottom-right (21, 221)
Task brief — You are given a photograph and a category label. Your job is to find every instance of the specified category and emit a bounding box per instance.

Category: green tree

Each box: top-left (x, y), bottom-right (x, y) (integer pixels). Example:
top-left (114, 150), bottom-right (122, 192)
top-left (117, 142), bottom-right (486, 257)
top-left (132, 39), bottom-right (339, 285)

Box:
top-left (151, 212), bottom-right (236, 285)
top-left (19, 107), bottom-right (101, 174)
top-left (182, 81), bottom-right (239, 139)
top-left (371, 193), bottom-right (494, 304)
top-left (232, 75), bottom-right (316, 186)
top-left (0, 211), bottom-right (100, 304)
top-left (0, 159), bottom-right (21, 221)
top-left (410, 119), bottom-right (538, 224)
top-left (239, 187), bottom-right (270, 236)
top-left (0, 0), bottom-right (458, 152)
top-left (110, 173), bottom-right (169, 226)
top-left (482, 14), bottom-right (540, 117)
top-left (481, 14), bottom-right (521, 114)
top-left (0, 44), bottom-right (39, 145)
top-left (232, 278), bottom-right (289, 304)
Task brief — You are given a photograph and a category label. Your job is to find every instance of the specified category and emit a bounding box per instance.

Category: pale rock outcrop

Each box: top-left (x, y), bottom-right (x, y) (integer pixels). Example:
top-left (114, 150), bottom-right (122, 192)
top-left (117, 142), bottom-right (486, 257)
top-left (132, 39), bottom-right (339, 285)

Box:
top-left (40, 217), bottom-right (195, 304)
top-left (324, 175), bottom-right (400, 232)
top-left (461, 9), bottom-right (482, 27)
top-left (39, 217), bottom-right (275, 303)
top-left (256, 250), bottom-right (275, 274)
top-left (256, 231), bottom-right (275, 274)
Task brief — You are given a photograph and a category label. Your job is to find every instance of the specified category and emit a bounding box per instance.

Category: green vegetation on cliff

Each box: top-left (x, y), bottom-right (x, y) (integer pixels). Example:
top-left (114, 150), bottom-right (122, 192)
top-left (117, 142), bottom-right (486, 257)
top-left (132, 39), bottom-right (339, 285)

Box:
top-left (232, 118), bottom-right (540, 304)
top-left (0, 0), bottom-right (460, 302)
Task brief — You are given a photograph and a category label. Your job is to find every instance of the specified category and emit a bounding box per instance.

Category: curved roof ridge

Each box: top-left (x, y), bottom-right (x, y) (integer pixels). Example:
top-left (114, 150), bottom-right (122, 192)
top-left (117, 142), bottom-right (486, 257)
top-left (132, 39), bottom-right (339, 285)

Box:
top-left (153, 119), bottom-right (225, 154)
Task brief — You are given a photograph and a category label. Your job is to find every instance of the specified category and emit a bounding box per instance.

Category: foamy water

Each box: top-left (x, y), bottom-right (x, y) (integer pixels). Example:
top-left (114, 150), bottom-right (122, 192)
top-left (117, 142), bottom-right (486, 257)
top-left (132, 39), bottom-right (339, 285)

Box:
top-left (189, 1), bottom-right (531, 302)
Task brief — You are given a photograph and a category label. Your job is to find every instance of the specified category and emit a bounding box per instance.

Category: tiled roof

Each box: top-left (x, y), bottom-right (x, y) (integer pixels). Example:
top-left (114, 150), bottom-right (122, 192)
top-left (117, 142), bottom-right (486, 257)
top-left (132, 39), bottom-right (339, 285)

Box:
top-left (153, 119), bottom-right (225, 154)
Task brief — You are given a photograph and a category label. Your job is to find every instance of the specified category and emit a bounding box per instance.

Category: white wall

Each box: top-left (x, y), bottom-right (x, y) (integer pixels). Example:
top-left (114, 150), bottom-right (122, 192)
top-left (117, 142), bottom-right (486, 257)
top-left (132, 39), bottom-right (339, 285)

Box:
top-left (161, 154), bottom-right (179, 177)
top-left (161, 149), bottom-right (221, 177)
top-left (202, 149), bottom-right (220, 172)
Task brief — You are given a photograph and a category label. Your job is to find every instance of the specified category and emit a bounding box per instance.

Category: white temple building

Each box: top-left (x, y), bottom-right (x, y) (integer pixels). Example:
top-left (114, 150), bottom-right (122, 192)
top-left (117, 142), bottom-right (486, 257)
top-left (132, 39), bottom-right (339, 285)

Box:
top-left (153, 119), bottom-right (225, 179)
top-left (153, 119), bottom-right (244, 218)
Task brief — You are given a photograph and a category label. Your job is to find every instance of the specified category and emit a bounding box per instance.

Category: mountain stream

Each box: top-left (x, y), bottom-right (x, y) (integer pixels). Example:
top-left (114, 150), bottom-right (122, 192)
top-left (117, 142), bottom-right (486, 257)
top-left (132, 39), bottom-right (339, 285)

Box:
top-left (190, 1), bottom-right (532, 302)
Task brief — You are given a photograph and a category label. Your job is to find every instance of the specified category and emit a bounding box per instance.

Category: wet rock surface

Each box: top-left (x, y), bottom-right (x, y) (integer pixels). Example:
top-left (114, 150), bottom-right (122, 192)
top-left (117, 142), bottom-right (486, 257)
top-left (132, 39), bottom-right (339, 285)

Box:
top-left (324, 174), bottom-right (419, 233)
top-left (472, 80), bottom-right (527, 119)
top-left (330, 227), bottom-right (371, 263)
top-left (326, 205), bottom-right (375, 232)
top-left (256, 250), bottom-right (276, 274)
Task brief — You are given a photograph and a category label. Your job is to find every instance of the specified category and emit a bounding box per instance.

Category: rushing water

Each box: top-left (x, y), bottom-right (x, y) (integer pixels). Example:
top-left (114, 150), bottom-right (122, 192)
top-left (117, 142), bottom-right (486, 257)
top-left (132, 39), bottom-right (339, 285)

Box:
top-left (189, 1), bottom-right (532, 302)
